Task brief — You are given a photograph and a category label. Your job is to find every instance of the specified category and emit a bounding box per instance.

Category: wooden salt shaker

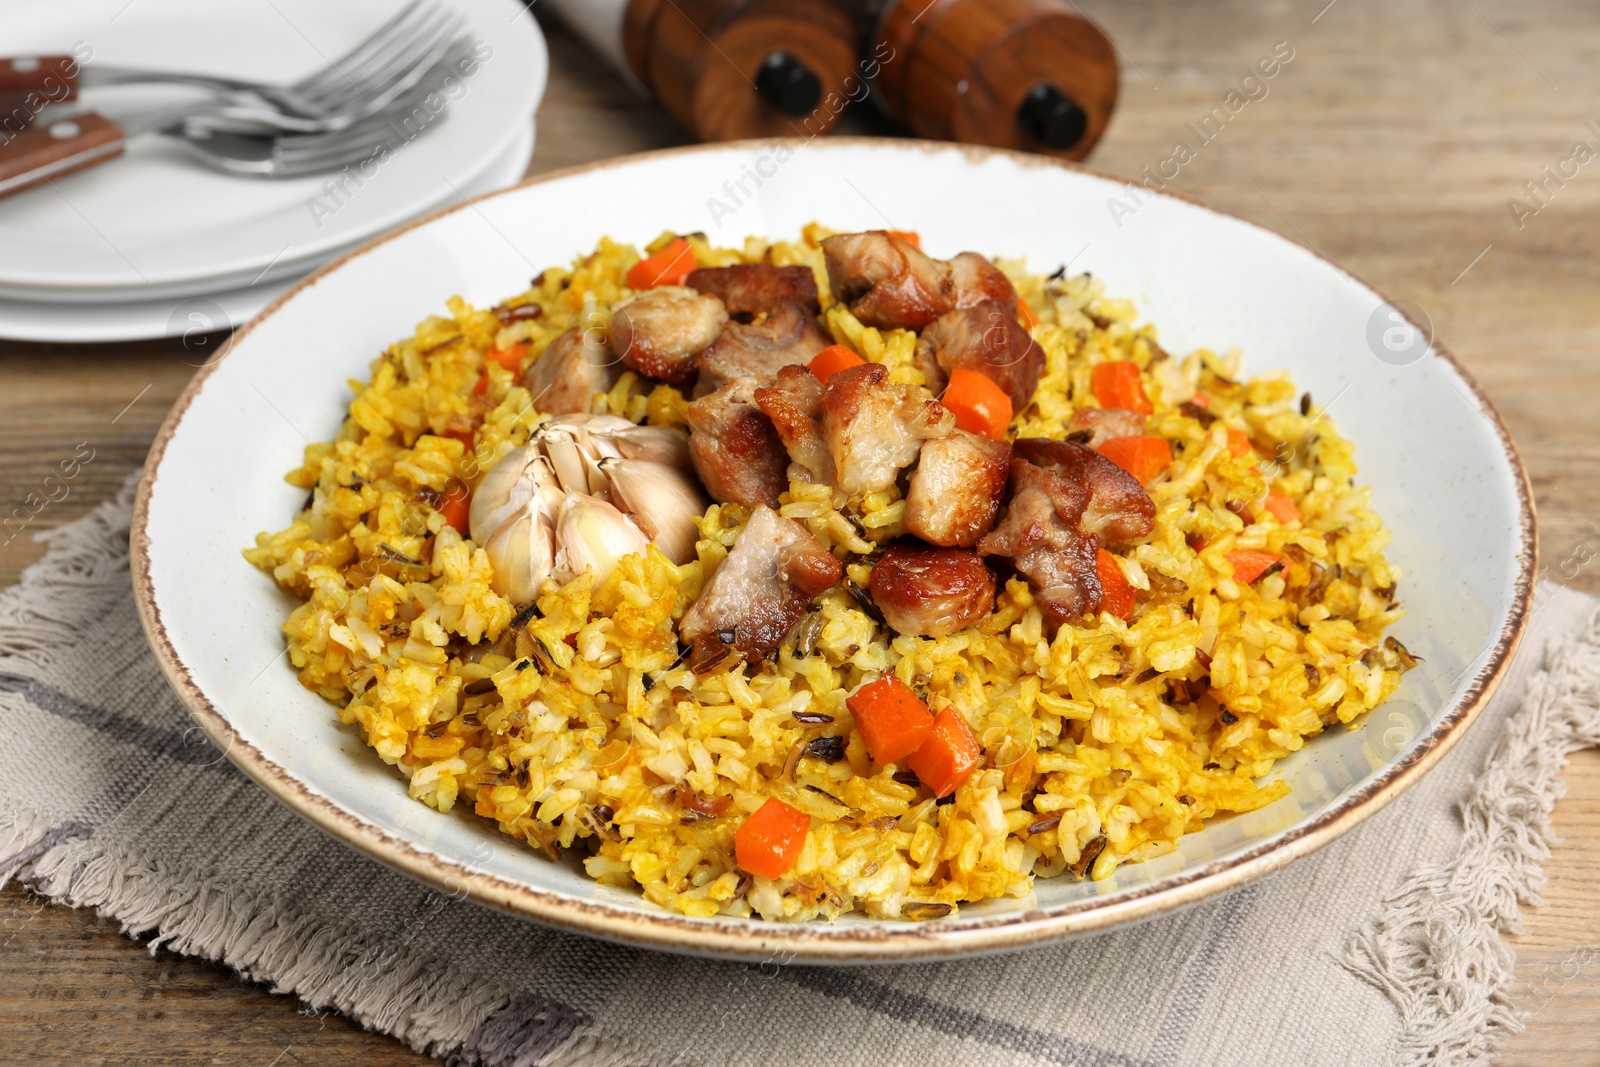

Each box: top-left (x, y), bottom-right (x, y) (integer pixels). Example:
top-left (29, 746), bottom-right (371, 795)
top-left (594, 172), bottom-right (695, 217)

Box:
top-left (868, 0), bottom-right (1119, 159)
top-left (549, 0), bottom-right (865, 142)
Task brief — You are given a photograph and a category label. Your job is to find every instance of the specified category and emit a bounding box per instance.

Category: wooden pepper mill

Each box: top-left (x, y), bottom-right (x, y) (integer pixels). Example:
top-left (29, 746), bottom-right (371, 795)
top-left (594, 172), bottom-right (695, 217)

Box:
top-left (868, 0), bottom-right (1119, 159)
top-left (550, 0), bottom-right (865, 142)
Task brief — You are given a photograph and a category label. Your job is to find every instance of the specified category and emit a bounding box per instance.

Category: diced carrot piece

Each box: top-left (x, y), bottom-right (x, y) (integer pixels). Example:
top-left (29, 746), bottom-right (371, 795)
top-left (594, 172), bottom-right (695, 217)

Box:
top-left (886, 230), bottom-right (921, 249)
top-left (439, 480), bottom-right (471, 536)
top-left (1226, 549), bottom-right (1282, 585)
top-left (442, 426), bottom-right (476, 450)
top-left (471, 372), bottom-right (489, 396)
top-left (1097, 435), bottom-right (1172, 485)
top-left (905, 707), bottom-right (981, 799)
top-left (1226, 428), bottom-right (1252, 457)
top-left (1016, 299), bottom-right (1039, 332)
top-left (1189, 392), bottom-right (1211, 409)
top-left (808, 343), bottom-right (865, 382)
top-left (941, 367), bottom-right (1013, 439)
top-left (626, 236), bottom-right (696, 289)
top-left (1262, 490), bottom-right (1302, 525)
top-left (1092, 361), bottom-right (1154, 415)
top-left (487, 343), bottom-right (529, 371)
top-left (735, 797), bottom-right (810, 880)
top-left (848, 674), bottom-right (935, 765)
top-left (1095, 548), bottom-right (1137, 621)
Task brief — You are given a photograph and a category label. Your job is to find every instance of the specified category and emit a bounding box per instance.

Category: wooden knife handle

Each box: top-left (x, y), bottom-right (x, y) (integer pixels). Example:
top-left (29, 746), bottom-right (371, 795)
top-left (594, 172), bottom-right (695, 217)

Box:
top-left (0, 55), bottom-right (80, 100)
top-left (0, 92), bottom-right (39, 133)
top-left (0, 112), bottom-right (125, 200)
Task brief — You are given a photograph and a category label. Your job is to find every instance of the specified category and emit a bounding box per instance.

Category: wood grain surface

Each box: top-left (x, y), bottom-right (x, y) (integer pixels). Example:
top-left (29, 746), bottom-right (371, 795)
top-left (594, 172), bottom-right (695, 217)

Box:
top-left (2, 3), bottom-right (1598, 1063)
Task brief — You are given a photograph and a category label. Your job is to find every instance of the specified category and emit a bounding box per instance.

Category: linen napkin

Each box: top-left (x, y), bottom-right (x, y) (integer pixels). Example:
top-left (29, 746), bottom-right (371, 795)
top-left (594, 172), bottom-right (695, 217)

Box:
top-left (2, 477), bottom-right (1596, 1067)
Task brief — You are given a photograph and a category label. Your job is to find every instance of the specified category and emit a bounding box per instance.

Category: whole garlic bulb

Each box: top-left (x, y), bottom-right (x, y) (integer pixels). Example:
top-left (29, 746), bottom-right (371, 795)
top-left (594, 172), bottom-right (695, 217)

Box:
top-left (471, 415), bottom-right (706, 604)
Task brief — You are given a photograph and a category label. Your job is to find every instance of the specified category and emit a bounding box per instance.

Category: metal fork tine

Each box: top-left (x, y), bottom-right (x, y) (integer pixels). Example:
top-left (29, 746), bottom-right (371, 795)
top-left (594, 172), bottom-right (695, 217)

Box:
top-left (157, 13), bottom-right (473, 177)
top-left (315, 9), bottom-right (460, 106)
top-left (313, 20), bottom-right (466, 121)
top-left (298, 12), bottom-right (451, 119)
top-left (294, 11), bottom-right (434, 109)
top-left (276, 125), bottom-right (409, 173)
top-left (301, 8), bottom-right (456, 116)
top-left (273, 96), bottom-right (433, 158)
top-left (289, 0), bottom-right (429, 98)
top-left (277, 118), bottom-right (400, 158)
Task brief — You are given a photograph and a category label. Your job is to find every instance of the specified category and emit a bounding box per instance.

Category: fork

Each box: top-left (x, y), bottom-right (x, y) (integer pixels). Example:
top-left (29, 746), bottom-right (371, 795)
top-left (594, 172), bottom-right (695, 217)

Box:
top-left (0, 43), bottom-right (471, 199)
top-left (172, 102), bottom-right (443, 179)
top-left (0, 0), bottom-right (464, 133)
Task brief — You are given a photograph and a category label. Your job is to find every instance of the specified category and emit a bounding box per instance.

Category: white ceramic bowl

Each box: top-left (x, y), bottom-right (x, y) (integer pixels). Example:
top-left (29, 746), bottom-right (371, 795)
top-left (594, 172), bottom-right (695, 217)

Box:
top-left (133, 140), bottom-right (1535, 963)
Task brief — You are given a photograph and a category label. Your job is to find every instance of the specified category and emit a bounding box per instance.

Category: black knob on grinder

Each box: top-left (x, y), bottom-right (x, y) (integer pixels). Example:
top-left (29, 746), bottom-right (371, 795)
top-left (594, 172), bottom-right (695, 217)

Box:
top-left (756, 51), bottom-right (824, 116)
top-left (1018, 82), bottom-right (1088, 151)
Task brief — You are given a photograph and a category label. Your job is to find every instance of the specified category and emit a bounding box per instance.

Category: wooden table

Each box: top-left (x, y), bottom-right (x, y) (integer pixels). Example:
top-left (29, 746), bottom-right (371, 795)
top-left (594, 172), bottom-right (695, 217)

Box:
top-left (3, 3), bottom-right (1598, 1063)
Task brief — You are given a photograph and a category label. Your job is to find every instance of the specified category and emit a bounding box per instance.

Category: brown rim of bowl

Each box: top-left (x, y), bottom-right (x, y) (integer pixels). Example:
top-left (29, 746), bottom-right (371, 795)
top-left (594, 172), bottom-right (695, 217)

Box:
top-left (130, 136), bottom-right (1538, 963)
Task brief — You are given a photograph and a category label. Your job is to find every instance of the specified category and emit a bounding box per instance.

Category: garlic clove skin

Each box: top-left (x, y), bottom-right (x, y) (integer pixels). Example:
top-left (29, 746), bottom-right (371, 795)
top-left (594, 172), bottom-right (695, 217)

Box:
top-left (483, 492), bottom-right (559, 605)
top-left (542, 434), bottom-right (591, 496)
top-left (537, 415), bottom-right (625, 497)
top-left (549, 413), bottom-right (633, 436)
top-left (553, 492), bottom-right (650, 587)
top-left (469, 445), bottom-right (543, 544)
top-left (599, 458), bottom-right (709, 564)
top-left (608, 425), bottom-right (693, 471)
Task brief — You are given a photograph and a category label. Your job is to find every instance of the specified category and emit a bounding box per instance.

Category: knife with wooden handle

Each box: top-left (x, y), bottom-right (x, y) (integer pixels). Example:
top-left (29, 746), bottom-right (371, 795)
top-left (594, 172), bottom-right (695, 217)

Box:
top-left (0, 55), bottom-right (82, 133)
top-left (0, 55), bottom-right (80, 97)
top-left (0, 112), bottom-right (124, 199)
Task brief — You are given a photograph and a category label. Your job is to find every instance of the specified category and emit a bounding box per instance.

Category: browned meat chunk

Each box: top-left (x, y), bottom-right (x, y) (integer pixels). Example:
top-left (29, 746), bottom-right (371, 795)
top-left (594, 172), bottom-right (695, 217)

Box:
top-left (686, 263), bottom-right (820, 317)
top-left (946, 251), bottom-right (1019, 315)
top-left (693, 302), bottom-right (832, 397)
top-left (679, 505), bottom-right (842, 662)
top-left (820, 231), bottom-right (954, 331)
top-left (1067, 407), bottom-right (1147, 449)
top-left (978, 460), bottom-right (1101, 624)
top-left (915, 301), bottom-right (1044, 411)
top-left (520, 325), bottom-right (621, 417)
top-left (754, 364), bottom-right (835, 486)
top-left (685, 377), bottom-right (789, 509)
top-left (823, 362), bottom-right (954, 497)
top-left (1012, 438), bottom-right (1155, 545)
top-left (782, 535), bottom-right (845, 598)
top-left (904, 431), bottom-right (1011, 547)
top-left (980, 440), bottom-right (1155, 626)
top-left (869, 541), bottom-right (996, 638)
top-left (608, 286), bottom-right (728, 387)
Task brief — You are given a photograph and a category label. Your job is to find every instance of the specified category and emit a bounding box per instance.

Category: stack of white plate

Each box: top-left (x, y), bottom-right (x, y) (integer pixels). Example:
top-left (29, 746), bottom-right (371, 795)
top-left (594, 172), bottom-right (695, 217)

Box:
top-left (0, 0), bottom-right (546, 343)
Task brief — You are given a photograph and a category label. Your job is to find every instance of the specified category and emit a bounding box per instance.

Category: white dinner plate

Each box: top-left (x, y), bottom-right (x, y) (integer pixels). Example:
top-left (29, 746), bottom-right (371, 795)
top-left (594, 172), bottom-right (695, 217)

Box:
top-left (0, 121), bottom-right (534, 343)
top-left (0, 0), bottom-right (545, 300)
top-left (133, 140), bottom-right (1536, 963)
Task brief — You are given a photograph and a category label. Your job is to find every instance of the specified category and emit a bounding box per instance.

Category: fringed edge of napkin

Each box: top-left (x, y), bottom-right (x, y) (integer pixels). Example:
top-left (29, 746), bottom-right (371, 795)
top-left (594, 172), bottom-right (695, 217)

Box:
top-left (0, 479), bottom-right (655, 1067)
top-left (1344, 603), bottom-right (1600, 1066)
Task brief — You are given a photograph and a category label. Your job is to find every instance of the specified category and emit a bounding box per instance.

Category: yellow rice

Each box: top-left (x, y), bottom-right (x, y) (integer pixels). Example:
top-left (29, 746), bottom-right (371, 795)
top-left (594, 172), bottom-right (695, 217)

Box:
top-left (246, 225), bottom-right (1408, 921)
